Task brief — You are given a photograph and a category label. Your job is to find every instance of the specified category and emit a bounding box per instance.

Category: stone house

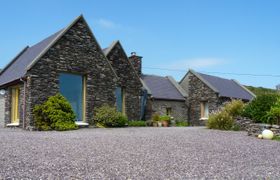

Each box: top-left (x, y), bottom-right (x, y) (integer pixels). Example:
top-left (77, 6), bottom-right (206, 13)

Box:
top-left (0, 15), bottom-right (142, 129)
top-left (140, 74), bottom-right (188, 122)
top-left (0, 94), bottom-right (4, 128)
top-left (180, 69), bottom-right (255, 125)
top-left (126, 53), bottom-right (189, 122)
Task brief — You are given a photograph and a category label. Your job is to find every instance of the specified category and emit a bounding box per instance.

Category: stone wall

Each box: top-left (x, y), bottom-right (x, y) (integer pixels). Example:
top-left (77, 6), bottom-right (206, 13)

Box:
top-left (24, 18), bottom-right (118, 128)
top-left (0, 94), bottom-right (4, 128)
top-left (149, 99), bottom-right (188, 122)
top-left (106, 42), bottom-right (142, 120)
top-left (234, 116), bottom-right (253, 131)
top-left (182, 72), bottom-right (220, 125)
top-left (247, 123), bottom-right (280, 137)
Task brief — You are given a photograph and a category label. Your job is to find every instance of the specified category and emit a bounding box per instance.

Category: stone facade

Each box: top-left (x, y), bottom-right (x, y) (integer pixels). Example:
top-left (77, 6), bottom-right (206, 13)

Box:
top-left (180, 72), bottom-right (219, 125)
top-left (106, 42), bottom-right (142, 120)
top-left (152, 100), bottom-right (188, 121)
top-left (0, 94), bottom-right (4, 127)
top-left (21, 18), bottom-right (118, 128)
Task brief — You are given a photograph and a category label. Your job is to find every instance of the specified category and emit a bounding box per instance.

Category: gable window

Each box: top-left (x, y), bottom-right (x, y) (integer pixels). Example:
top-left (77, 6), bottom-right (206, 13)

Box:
top-left (166, 107), bottom-right (172, 116)
top-left (59, 73), bottom-right (86, 122)
top-left (115, 87), bottom-right (126, 114)
top-left (200, 101), bottom-right (209, 120)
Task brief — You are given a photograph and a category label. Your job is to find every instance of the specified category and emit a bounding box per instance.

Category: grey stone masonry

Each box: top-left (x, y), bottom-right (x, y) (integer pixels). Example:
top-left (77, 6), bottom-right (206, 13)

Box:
top-left (129, 53), bottom-right (142, 76)
top-left (184, 71), bottom-right (219, 125)
top-left (151, 100), bottom-right (188, 122)
top-left (106, 42), bottom-right (142, 120)
top-left (0, 94), bottom-right (4, 127)
top-left (24, 18), bottom-right (118, 128)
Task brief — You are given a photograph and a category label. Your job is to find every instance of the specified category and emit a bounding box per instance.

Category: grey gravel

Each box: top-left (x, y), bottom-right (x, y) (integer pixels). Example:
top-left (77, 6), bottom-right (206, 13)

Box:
top-left (0, 127), bottom-right (279, 179)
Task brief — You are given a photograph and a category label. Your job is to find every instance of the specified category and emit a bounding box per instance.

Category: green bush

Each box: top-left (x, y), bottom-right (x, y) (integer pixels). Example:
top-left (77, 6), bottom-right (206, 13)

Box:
top-left (266, 98), bottom-right (280, 125)
top-left (207, 111), bottom-right (234, 130)
top-left (152, 113), bottom-right (160, 122)
top-left (94, 104), bottom-right (128, 127)
top-left (33, 94), bottom-right (78, 131)
top-left (128, 121), bottom-right (146, 127)
top-left (176, 121), bottom-right (188, 127)
top-left (224, 100), bottom-right (245, 117)
top-left (159, 115), bottom-right (171, 122)
top-left (243, 94), bottom-right (280, 123)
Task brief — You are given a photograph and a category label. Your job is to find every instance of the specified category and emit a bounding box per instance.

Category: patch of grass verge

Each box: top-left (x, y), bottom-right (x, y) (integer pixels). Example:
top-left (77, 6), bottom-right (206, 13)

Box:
top-left (272, 136), bottom-right (280, 141)
top-left (176, 121), bottom-right (188, 127)
top-left (128, 121), bottom-right (146, 127)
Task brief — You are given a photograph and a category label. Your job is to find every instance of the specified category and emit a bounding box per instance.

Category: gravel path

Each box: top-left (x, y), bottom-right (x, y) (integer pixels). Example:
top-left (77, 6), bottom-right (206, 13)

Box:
top-left (0, 127), bottom-right (279, 179)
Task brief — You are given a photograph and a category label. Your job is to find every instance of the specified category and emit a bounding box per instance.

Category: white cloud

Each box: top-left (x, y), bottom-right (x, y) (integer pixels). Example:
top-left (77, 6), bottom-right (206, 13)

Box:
top-left (97, 18), bottom-right (120, 29)
top-left (169, 58), bottom-right (226, 69)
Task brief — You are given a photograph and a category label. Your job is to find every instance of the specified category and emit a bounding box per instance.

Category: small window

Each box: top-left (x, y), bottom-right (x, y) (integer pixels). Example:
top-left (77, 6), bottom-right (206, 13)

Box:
top-left (200, 101), bottom-right (209, 119)
top-left (166, 107), bottom-right (172, 116)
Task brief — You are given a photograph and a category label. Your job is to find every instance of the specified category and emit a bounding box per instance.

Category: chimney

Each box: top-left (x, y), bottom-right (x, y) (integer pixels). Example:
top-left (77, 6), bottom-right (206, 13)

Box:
top-left (129, 52), bottom-right (142, 76)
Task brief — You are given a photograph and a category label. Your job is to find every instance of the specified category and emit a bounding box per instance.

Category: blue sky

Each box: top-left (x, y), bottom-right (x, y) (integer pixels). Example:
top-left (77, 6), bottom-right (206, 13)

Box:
top-left (1, 0), bottom-right (280, 88)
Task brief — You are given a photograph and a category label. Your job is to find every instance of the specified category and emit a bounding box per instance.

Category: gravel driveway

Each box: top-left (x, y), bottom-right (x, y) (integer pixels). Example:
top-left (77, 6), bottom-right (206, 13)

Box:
top-left (0, 127), bottom-right (279, 179)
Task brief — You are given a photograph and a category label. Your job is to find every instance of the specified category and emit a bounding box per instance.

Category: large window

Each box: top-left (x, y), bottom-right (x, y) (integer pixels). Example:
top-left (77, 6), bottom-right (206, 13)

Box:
top-left (59, 73), bottom-right (85, 122)
top-left (200, 101), bottom-right (209, 119)
top-left (115, 87), bottom-right (125, 114)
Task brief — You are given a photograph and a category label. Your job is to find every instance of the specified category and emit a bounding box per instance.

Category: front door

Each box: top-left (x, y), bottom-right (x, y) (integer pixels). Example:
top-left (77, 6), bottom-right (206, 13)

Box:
top-left (11, 87), bottom-right (20, 124)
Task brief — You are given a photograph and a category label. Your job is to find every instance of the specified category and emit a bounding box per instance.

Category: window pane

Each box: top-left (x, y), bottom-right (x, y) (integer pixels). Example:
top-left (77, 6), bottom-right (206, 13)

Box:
top-left (59, 73), bottom-right (83, 121)
top-left (115, 87), bottom-right (122, 112)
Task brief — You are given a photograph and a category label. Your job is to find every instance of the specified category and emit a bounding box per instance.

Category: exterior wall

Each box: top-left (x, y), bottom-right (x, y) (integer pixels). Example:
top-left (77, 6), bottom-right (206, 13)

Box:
top-left (148, 99), bottom-right (188, 122)
top-left (0, 94), bottom-right (4, 128)
top-left (4, 83), bottom-right (25, 127)
top-left (106, 43), bottom-right (142, 120)
top-left (129, 54), bottom-right (142, 76)
top-left (24, 18), bottom-right (118, 129)
top-left (183, 72), bottom-right (220, 126)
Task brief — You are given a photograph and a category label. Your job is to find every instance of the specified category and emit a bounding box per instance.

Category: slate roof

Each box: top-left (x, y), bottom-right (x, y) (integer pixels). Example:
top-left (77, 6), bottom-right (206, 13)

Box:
top-left (0, 29), bottom-right (63, 86)
top-left (141, 74), bottom-right (186, 101)
top-left (196, 71), bottom-right (255, 101)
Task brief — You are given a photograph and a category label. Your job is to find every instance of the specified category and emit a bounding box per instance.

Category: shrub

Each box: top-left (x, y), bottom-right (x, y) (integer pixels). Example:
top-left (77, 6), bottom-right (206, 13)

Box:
top-left (94, 104), bottom-right (128, 127)
top-left (176, 121), bottom-right (188, 127)
top-left (224, 100), bottom-right (245, 117)
top-left (265, 98), bottom-right (280, 125)
top-left (243, 94), bottom-right (280, 123)
top-left (159, 115), bottom-right (171, 122)
top-left (128, 121), bottom-right (146, 127)
top-left (152, 113), bottom-right (160, 122)
top-left (33, 94), bottom-right (78, 131)
top-left (207, 111), bottom-right (234, 130)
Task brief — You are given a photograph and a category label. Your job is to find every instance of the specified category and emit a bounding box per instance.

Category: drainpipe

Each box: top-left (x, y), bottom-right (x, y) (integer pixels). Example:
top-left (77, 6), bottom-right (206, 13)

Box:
top-left (20, 78), bottom-right (27, 129)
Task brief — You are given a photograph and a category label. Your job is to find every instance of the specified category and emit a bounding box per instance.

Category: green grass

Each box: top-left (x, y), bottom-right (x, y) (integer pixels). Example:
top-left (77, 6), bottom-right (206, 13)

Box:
top-left (128, 121), bottom-right (146, 127)
top-left (272, 136), bottom-right (280, 141)
top-left (176, 121), bottom-right (188, 127)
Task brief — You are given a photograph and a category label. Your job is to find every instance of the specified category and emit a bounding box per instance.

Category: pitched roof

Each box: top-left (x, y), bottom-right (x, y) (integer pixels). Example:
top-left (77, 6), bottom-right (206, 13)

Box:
top-left (141, 74), bottom-right (186, 101)
top-left (190, 70), bottom-right (255, 100)
top-left (0, 30), bottom-right (62, 86)
top-left (0, 15), bottom-right (119, 87)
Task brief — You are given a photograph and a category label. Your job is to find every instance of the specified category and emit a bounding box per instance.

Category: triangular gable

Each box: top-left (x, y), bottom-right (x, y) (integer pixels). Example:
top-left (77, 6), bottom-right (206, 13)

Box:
top-left (0, 15), bottom-right (119, 87)
top-left (104, 40), bottom-right (142, 85)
